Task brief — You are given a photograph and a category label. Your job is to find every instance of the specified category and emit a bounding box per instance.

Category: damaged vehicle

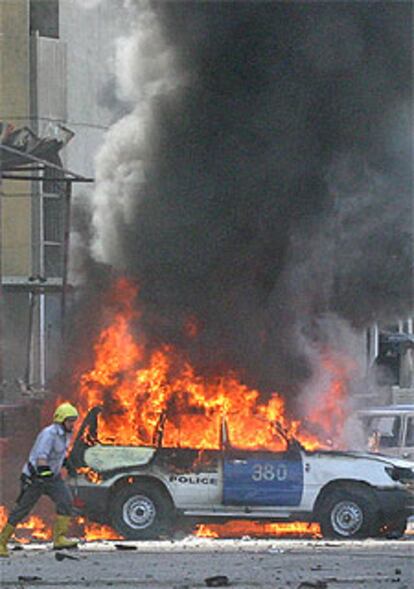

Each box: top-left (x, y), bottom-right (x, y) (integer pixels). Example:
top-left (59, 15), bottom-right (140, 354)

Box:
top-left (67, 407), bottom-right (414, 540)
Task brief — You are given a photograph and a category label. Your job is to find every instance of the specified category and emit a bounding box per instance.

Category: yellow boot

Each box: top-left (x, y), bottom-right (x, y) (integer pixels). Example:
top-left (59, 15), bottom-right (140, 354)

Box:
top-left (0, 523), bottom-right (15, 557)
top-left (52, 515), bottom-right (78, 550)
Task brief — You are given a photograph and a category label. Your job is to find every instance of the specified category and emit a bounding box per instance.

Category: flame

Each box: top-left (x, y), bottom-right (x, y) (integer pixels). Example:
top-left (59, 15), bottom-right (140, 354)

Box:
top-left (77, 467), bottom-right (102, 484)
top-left (71, 278), bottom-right (332, 452)
top-left (0, 508), bottom-right (51, 543)
top-left (0, 506), bottom-right (122, 543)
top-left (77, 517), bottom-right (121, 541)
top-left (195, 521), bottom-right (321, 538)
top-left (8, 277), bottom-right (350, 542)
top-left (16, 516), bottom-right (51, 543)
top-left (0, 506), bottom-right (7, 529)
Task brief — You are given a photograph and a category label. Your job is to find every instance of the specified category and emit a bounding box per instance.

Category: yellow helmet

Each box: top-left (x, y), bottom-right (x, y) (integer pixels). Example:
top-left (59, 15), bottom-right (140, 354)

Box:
top-left (53, 402), bottom-right (79, 423)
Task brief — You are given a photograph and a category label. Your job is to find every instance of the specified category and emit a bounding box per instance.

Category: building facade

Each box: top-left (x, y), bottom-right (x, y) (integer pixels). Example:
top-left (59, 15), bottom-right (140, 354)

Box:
top-left (0, 0), bottom-right (124, 401)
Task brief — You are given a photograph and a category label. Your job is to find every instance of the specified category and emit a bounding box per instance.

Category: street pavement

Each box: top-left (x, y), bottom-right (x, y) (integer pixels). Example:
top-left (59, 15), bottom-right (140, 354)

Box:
top-left (1, 537), bottom-right (413, 589)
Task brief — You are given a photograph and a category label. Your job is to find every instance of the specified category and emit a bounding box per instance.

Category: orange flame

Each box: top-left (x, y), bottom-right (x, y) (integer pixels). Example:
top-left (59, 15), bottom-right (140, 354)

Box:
top-left (0, 506), bottom-right (121, 543)
top-left (0, 506), bottom-right (8, 529)
top-left (17, 515), bottom-right (51, 543)
top-left (77, 517), bottom-right (121, 541)
top-left (196, 521), bottom-right (321, 538)
top-left (24, 277), bottom-right (351, 541)
top-left (0, 508), bottom-right (52, 543)
top-left (71, 278), bottom-right (333, 453)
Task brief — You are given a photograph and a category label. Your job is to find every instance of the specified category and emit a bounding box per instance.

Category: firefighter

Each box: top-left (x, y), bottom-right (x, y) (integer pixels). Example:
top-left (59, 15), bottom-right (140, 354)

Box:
top-left (0, 402), bottom-right (79, 557)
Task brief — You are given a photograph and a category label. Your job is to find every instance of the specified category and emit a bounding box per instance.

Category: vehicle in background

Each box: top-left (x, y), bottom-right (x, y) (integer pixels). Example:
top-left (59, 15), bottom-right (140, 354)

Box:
top-left (356, 405), bottom-right (414, 461)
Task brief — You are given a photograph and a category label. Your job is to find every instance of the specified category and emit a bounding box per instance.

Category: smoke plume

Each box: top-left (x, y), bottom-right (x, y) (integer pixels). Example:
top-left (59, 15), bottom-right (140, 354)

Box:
top-left (87, 1), bottom-right (413, 400)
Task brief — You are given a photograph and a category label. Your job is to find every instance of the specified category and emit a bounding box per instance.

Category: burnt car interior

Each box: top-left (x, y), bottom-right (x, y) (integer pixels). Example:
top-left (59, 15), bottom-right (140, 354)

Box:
top-left (68, 407), bottom-right (304, 474)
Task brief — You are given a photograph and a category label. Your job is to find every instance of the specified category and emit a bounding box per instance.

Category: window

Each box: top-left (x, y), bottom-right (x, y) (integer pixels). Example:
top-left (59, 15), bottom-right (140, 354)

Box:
top-left (44, 244), bottom-right (63, 278)
top-left (30, 0), bottom-right (59, 39)
top-left (366, 416), bottom-right (401, 448)
top-left (44, 196), bottom-right (64, 243)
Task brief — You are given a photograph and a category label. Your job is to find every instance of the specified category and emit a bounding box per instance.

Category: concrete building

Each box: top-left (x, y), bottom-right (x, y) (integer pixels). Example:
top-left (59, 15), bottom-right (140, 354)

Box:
top-left (0, 0), bottom-right (125, 402)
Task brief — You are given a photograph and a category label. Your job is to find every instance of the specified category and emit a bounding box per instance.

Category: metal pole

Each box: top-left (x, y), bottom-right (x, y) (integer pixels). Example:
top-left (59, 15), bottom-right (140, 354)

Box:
top-left (61, 180), bottom-right (72, 338)
top-left (39, 292), bottom-right (46, 388)
top-left (25, 292), bottom-right (36, 384)
top-left (368, 324), bottom-right (379, 369)
top-left (39, 175), bottom-right (45, 389)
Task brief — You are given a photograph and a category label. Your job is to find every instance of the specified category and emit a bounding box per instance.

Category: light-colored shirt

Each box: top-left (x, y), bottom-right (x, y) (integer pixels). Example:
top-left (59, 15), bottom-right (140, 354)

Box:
top-left (22, 423), bottom-right (71, 477)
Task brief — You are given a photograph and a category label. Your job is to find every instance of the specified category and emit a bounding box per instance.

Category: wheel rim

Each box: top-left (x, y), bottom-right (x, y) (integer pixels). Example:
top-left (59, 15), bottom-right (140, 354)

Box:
top-left (330, 500), bottom-right (363, 537)
top-left (122, 494), bottom-right (156, 530)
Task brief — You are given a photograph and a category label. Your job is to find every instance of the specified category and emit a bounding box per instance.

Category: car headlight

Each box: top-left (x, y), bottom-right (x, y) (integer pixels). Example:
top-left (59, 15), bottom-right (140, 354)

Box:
top-left (385, 466), bottom-right (414, 483)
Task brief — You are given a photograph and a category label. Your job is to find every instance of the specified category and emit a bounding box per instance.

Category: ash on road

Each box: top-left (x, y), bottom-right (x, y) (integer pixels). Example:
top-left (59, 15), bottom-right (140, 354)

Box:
top-left (1, 538), bottom-right (413, 589)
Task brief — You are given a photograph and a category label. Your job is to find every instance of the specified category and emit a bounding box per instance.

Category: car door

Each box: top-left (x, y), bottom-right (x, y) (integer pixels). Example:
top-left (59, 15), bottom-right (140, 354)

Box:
top-left (223, 445), bottom-right (303, 507)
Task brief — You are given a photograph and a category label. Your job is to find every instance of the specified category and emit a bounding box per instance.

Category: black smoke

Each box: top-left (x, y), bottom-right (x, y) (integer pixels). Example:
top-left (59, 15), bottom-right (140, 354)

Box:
top-left (92, 1), bottom-right (413, 398)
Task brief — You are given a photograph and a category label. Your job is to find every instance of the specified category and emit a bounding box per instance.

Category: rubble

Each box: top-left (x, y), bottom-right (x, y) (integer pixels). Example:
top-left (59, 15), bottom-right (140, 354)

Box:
top-left (55, 551), bottom-right (80, 561)
top-left (205, 575), bottom-right (230, 587)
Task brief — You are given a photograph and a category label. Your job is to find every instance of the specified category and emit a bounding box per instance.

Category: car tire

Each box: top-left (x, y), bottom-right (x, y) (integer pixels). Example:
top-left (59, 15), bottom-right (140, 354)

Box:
top-left (111, 482), bottom-right (173, 540)
top-left (319, 488), bottom-right (378, 539)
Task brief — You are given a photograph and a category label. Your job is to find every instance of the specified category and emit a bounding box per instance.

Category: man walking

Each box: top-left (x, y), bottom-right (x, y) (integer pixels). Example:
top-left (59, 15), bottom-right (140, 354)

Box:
top-left (0, 402), bottom-right (79, 556)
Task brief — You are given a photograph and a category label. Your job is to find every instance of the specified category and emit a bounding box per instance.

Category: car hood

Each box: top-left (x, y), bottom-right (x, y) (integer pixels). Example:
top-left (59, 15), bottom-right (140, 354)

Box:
top-left (307, 449), bottom-right (414, 469)
top-left (84, 445), bottom-right (156, 472)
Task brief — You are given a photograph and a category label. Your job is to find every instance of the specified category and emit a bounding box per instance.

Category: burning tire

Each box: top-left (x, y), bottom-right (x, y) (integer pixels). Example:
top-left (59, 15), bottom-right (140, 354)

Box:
top-left (111, 482), bottom-right (173, 540)
top-left (319, 488), bottom-right (378, 539)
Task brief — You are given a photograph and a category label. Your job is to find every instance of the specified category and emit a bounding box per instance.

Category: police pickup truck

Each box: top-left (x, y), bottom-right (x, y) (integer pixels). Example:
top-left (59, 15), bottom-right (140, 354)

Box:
top-left (67, 407), bottom-right (414, 540)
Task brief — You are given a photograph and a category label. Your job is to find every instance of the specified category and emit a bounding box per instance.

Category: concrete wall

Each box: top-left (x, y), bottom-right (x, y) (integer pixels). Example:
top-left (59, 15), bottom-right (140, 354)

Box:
top-left (0, 0), bottom-right (32, 277)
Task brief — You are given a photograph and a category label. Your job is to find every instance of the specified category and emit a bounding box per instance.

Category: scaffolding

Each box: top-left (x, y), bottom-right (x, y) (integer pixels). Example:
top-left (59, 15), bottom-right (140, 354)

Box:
top-left (0, 133), bottom-right (94, 396)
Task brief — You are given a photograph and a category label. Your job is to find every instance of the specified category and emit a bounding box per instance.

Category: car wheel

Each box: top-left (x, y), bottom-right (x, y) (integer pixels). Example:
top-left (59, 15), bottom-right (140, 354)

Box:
top-left (111, 482), bottom-right (173, 540)
top-left (319, 489), bottom-right (378, 539)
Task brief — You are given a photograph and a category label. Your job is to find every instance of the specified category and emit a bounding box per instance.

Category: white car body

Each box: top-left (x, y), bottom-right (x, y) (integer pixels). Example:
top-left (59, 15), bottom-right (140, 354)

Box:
top-left (68, 409), bottom-right (414, 539)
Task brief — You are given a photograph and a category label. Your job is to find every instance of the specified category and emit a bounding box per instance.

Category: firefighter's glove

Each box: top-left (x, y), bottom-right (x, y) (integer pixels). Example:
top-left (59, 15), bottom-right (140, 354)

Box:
top-left (36, 465), bottom-right (54, 479)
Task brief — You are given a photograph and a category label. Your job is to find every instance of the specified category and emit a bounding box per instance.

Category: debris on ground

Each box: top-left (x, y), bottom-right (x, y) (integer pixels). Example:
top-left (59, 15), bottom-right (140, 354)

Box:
top-left (205, 575), bottom-right (230, 587)
top-left (297, 581), bottom-right (328, 589)
top-left (17, 576), bottom-right (42, 583)
top-left (55, 551), bottom-right (80, 561)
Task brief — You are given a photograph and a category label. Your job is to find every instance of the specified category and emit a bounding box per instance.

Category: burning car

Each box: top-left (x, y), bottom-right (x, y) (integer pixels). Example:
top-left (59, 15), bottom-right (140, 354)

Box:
top-left (67, 407), bottom-right (414, 541)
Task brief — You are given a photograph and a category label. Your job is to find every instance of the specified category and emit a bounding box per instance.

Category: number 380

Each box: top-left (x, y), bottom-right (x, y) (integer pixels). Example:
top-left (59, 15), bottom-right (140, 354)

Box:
top-left (251, 463), bottom-right (288, 482)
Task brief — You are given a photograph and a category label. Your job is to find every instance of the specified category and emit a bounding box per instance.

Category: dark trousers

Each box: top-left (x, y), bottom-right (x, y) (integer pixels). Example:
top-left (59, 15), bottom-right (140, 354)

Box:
top-left (8, 475), bottom-right (73, 526)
